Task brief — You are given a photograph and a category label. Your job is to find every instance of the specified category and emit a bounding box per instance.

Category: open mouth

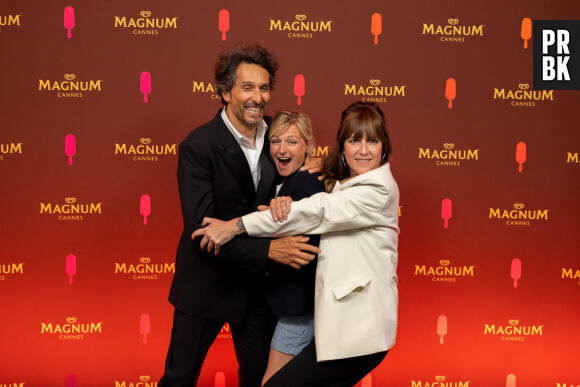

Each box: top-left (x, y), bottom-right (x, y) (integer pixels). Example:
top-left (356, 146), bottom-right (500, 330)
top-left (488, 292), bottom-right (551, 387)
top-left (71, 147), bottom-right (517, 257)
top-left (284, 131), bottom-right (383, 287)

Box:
top-left (277, 157), bottom-right (291, 167)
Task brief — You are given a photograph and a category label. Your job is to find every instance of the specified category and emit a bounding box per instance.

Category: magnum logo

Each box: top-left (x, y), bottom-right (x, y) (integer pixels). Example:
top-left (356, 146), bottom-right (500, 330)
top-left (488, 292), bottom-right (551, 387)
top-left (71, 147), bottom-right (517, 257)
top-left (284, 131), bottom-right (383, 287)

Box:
top-left (114, 257), bottom-right (175, 280)
top-left (411, 376), bottom-right (471, 387)
top-left (0, 142), bottom-right (23, 161)
top-left (218, 323), bottom-right (232, 339)
top-left (114, 138), bottom-right (177, 162)
top-left (422, 18), bottom-right (484, 42)
top-left (192, 81), bottom-right (221, 100)
top-left (0, 263), bottom-right (24, 281)
top-left (115, 376), bottom-right (157, 387)
top-left (418, 143), bottom-right (480, 166)
top-left (270, 14), bottom-right (332, 39)
top-left (38, 74), bottom-right (102, 98)
top-left (41, 317), bottom-right (103, 340)
top-left (344, 79), bottom-right (406, 103)
top-left (415, 259), bottom-right (475, 283)
top-left (114, 11), bottom-right (178, 35)
top-left (567, 152), bottom-right (579, 163)
top-left (561, 268), bottom-right (580, 285)
top-left (0, 14), bottom-right (21, 31)
top-left (489, 203), bottom-right (549, 226)
top-left (40, 197), bottom-right (103, 221)
top-left (493, 83), bottom-right (554, 107)
top-left (310, 146), bottom-right (329, 158)
top-left (484, 319), bottom-right (544, 342)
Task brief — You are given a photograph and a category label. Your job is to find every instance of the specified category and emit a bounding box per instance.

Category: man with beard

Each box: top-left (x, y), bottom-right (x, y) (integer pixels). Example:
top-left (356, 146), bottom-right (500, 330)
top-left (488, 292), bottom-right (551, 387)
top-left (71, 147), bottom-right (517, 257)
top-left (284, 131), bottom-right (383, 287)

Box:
top-left (159, 43), bottom-right (320, 387)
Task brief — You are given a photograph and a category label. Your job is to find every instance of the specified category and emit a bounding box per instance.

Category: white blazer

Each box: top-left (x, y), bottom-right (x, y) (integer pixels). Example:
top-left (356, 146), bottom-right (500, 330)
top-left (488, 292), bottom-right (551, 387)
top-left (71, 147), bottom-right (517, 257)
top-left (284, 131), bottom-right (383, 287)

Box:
top-left (243, 163), bottom-right (399, 362)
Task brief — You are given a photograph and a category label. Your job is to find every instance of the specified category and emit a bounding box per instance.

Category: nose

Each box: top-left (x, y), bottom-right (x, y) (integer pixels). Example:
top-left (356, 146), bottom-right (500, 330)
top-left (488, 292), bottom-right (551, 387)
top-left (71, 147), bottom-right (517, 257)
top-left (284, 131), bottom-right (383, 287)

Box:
top-left (359, 140), bottom-right (369, 154)
top-left (279, 141), bottom-right (288, 154)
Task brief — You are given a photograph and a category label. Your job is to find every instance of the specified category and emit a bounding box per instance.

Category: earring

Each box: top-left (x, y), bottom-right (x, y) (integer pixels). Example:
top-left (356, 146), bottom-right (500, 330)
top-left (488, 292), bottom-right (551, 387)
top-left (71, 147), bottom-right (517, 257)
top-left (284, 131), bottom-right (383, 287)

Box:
top-left (381, 153), bottom-right (386, 161)
top-left (342, 154), bottom-right (348, 167)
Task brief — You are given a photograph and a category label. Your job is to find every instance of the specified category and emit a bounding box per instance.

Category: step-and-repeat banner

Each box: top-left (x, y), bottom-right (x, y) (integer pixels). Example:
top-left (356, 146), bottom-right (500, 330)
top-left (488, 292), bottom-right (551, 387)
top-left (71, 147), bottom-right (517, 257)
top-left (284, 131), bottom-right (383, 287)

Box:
top-left (1, 1), bottom-right (579, 386)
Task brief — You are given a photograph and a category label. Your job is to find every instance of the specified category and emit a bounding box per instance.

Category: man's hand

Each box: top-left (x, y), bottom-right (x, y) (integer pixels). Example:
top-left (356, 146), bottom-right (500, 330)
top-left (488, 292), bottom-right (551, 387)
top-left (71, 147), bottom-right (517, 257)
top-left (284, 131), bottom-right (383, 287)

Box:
top-left (268, 236), bottom-right (321, 269)
top-left (300, 157), bottom-right (326, 180)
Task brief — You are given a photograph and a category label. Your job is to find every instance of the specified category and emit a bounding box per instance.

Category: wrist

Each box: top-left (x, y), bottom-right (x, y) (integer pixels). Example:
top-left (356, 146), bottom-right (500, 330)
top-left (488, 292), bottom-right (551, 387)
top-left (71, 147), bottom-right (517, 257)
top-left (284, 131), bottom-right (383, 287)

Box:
top-left (234, 217), bottom-right (246, 235)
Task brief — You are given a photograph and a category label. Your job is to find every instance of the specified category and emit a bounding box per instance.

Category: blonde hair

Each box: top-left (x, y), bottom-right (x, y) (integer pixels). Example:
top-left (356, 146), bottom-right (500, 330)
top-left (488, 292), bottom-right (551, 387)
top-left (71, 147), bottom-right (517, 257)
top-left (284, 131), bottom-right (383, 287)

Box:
top-left (268, 111), bottom-right (314, 155)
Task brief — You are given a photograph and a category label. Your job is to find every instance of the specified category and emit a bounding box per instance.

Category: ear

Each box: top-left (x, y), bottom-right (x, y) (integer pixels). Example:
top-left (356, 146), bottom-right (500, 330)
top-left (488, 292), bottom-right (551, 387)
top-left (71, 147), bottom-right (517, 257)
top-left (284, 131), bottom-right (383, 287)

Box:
top-left (222, 91), bottom-right (232, 103)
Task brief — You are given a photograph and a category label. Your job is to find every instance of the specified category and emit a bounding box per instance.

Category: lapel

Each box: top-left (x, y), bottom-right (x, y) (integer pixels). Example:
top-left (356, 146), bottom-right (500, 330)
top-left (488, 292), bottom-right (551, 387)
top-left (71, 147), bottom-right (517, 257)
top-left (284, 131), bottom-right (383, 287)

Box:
top-left (253, 146), bottom-right (276, 209)
top-left (212, 111), bottom-right (256, 204)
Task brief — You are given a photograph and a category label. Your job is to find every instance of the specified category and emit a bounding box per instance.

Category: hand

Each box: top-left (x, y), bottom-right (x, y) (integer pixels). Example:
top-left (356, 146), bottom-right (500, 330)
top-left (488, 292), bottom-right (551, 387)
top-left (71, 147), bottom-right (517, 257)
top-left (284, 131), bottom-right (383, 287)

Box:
top-left (268, 236), bottom-right (321, 269)
top-left (269, 196), bottom-right (292, 222)
top-left (191, 217), bottom-right (239, 254)
top-left (300, 157), bottom-right (327, 180)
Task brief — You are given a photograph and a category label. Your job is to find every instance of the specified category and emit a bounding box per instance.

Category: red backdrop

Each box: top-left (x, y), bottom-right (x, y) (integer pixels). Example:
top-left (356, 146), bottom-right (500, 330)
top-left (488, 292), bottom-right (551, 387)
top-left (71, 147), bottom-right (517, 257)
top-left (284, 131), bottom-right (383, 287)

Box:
top-left (1, 1), bottom-right (579, 386)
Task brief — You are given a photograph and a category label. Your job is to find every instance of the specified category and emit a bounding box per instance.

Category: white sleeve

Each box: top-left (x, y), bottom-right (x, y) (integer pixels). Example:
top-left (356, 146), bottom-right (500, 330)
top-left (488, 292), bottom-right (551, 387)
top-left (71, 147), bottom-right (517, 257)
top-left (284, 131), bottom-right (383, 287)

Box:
top-left (242, 180), bottom-right (391, 237)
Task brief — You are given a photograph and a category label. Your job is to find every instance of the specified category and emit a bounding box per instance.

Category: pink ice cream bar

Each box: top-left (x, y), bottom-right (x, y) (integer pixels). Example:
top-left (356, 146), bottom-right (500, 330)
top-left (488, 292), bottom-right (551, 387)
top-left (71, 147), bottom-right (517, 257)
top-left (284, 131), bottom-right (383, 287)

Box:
top-left (66, 254), bottom-right (76, 284)
top-left (511, 258), bottom-right (521, 288)
top-left (437, 315), bottom-right (447, 344)
top-left (140, 72), bottom-right (151, 103)
top-left (516, 142), bottom-right (526, 173)
top-left (294, 74), bottom-right (305, 106)
top-left (140, 194), bottom-right (151, 225)
top-left (218, 10), bottom-right (230, 41)
top-left (140, 313), bottom-right (150, 343)
top-left (371, 13), bottom-right (382, 45)
top-left (441, 198), bottom-right (452, 229)
top-left (64, 7), bottom-right (75, 39)
top-left (65, 134), bottom-right (76, 165)
top-left (215, 372), bottom-right (225, 387)
top-left (445, 78), bottom-right (456, 109)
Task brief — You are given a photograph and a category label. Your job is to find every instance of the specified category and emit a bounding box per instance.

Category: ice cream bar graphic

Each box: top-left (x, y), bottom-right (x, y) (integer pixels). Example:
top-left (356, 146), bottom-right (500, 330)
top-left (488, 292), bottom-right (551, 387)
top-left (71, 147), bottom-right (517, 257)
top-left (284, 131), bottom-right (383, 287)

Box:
top-left (511, 258), bottom-right (521, 288)
top-left (218, 9), bottom-right (229, 41)
top-left (294, 74), bottom-right (305, 105)
top-left (65, 134), bottom-right (76, 165)
top-left (361, 373), bottom-right (372, 387)
top-left (140, 72), bottom-right (151, 103)
top-left (140, 194), bottom-right (151, 225)
top-left (521, 18), bottom-right (532, 49)
top-left (66, 374), bottom-right (76, 387)
top-left (445, 78), bottom-right (456, 109)
top-left (371, 13), bottom-right (382, 45)
top-left (64, 7), bottom-right (75, 39)
top-left (441, 198), bottom-right (452, 229)
top-left (139, 313), bottom-right (150, 343)
top-left (215, 372), bottom-right (225, 387)
top-left (66, 254), bottom-right (76, 285)
top-left (516, 142), bottom-right (526, 172)
top-left (506, 373), bottom-right (516, 387)
top-left (437, 315), bottom-right (447, 344)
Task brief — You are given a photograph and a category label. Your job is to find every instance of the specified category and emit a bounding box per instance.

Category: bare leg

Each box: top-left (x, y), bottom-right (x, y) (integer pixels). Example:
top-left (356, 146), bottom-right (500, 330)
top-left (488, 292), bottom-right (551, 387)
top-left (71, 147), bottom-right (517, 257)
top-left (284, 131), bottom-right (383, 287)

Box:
top-left (261, 348), bottom-right (294, 386)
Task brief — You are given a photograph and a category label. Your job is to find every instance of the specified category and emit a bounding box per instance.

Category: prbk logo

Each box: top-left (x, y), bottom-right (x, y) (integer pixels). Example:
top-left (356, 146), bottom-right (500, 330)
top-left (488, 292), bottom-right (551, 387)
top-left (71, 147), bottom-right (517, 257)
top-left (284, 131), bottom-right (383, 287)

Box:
top-left (418, 143), bottom-right (480, 167)
top-left (41, 317), bottom-right (103, 340)
top-left (489, 203), bottom-right (549, 226)
top-left (114, 11), bottom-right (178, 35)
top-left (40, 197), bottom-right (103, 221)
top-left (411, 376), bottom-right (471, 387)
top-left (493, 83), bottom-right (554, 107)
top-left (0, 142), bottom-right (23, 161)
top-left (0, 14), bottom-right (22, 32)
top-left (192, 80), bottom-right (221, 100)
top-left (561, 267), bottom-right (580, 285)
top-left (568, 152), bottom-right (579, 164)
top-left (484, 319), bottom-right (544, 342)
top-left (114, 257), bottom-right (175, 280)
top-left (269, 14), bottom-right (332, 39)
top-left (533, 20), bottom-right (580, 90)
top-left (414, 259), bottom-right (475, 283)
top-left (344, 79), bottom-right (406, 103)
top-left (38, 74), bottom-right (103, 98)
top-left (422, 18), bottom-right (484, 43)
top-left (115, 376), bottom-right (157, 387)
top-left (114, 138), bottom-right (177, 162)
top-left (0, 262), bottom-right (25, 281)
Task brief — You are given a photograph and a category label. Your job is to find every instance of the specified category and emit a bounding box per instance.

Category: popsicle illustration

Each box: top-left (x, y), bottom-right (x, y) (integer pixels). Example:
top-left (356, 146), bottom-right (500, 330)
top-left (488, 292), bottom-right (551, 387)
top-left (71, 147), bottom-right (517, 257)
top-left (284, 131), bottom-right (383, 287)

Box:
top-left (66, 374), bottom-right (76, 387)
top-left (66, 254), bottom-right (76, 285)
top-left (506, 373), bottom-right (516, 387)
top-left (140, 194), bottom-right (151, 225)
top-left (361, 373), bottom-right (372, 387)
top-left (65, 134), bottom-right (76, 165)
top-left (441, 198), bottom-right (452, 229)
top-left (294, 74), bottom-right (305, 105)
top-left (437, 315), bottom-right (447, 344)
top-left (521, 18), bottom-right (532, 49)
top-left (64, 7), bottom-right (75, 39)
top-left (445, 78), bottom-right (456, 109)
top-left (515, 142), bottom-right (526, 172)
top-left (218, 9), bottom-right (229, 41)
top-left (511, 258), bottom-right (521, 288)
top-left (140, 72), bottom-right (151, 103)
top-left (371, 13), bottom-right (382, 45)
top-left (140, 313), bottom-right (150, 343)
top-left (215, 372), bottom-right (226, 387)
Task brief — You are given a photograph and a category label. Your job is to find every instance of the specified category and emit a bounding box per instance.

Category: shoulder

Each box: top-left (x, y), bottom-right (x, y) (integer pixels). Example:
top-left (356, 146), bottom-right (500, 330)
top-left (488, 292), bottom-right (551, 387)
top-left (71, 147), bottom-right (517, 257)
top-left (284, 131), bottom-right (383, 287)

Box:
top-left (282, 170), bottom-right (325, 200)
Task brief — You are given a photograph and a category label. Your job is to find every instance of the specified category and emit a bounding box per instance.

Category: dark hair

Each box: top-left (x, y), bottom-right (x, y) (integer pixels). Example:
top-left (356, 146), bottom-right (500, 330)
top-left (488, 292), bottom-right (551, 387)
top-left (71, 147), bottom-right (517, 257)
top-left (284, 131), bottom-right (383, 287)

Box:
top-left (214, 42), bottom-right (280, 105)
top-left (323, 101), bottom-right (392, 189)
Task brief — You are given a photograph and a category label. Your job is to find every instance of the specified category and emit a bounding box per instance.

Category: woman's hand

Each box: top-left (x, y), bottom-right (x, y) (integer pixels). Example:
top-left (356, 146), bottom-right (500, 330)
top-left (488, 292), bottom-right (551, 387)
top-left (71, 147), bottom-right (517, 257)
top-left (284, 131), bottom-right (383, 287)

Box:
top-left (300, 157), bottom-right (327, 180)
top-left (191, 217), bottom-right (240, 254)
top-left (268, 196), bottom-right (293, 222)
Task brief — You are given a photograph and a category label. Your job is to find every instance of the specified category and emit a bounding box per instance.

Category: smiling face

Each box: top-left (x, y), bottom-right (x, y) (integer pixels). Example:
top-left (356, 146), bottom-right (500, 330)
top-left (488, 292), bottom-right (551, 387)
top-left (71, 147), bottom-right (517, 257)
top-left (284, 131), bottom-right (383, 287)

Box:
top-left (343, 134), bottom-right (383, 178)
top-left (270, 125), bottom-right (309, 177)
top-left (223, 62), bottom-right (271, 133)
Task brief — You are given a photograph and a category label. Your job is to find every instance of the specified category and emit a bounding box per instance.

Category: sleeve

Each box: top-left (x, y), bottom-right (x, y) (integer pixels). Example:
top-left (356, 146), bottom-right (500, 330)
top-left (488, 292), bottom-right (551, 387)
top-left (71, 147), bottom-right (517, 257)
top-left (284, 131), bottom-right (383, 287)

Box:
top-left (283, 171), bottom-right (325, 201)
top-left (243, 179), bottom-right (391, 238)
top-left (178, 138), bottom-right (271, 272)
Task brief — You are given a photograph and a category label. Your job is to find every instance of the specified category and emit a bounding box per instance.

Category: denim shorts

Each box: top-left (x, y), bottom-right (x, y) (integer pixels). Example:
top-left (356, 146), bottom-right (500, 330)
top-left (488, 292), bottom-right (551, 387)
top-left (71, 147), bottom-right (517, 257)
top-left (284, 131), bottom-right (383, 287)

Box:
top-left (270, 312), bottom-right (314, 356)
